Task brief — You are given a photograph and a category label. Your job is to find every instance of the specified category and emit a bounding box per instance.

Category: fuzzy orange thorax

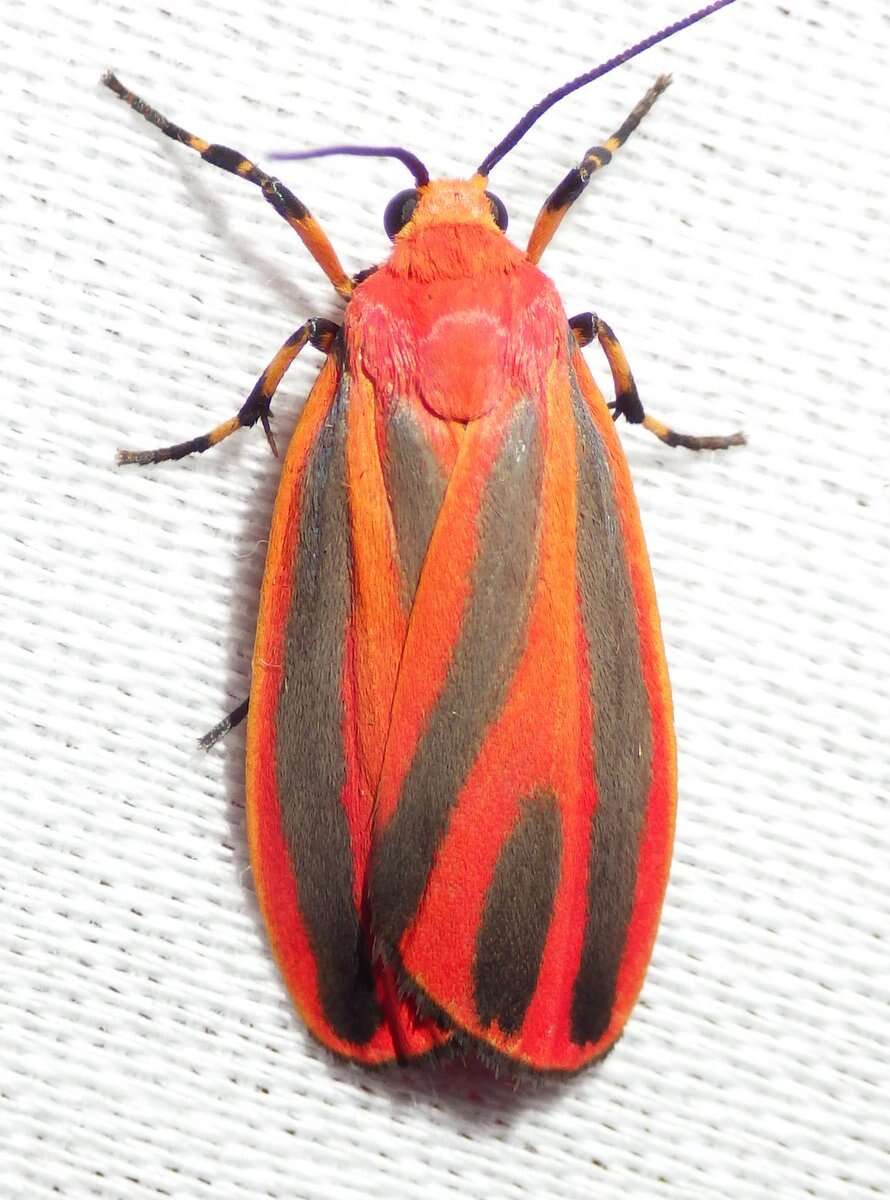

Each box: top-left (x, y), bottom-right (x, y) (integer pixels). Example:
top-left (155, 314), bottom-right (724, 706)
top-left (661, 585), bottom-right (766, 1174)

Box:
top-left (346, 175), bottom-right (563, 423)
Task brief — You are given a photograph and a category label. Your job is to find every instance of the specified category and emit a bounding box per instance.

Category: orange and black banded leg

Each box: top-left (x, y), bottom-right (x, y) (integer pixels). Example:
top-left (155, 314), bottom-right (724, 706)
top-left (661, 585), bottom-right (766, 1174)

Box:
top-left (118, 318), bottom-right (339, 465)
top-left (570, 312), bottom-right (745, 451)
top-left (527, 76), bottom-right (671, 264)
top-left (102, 73), bottom-right (353, 298)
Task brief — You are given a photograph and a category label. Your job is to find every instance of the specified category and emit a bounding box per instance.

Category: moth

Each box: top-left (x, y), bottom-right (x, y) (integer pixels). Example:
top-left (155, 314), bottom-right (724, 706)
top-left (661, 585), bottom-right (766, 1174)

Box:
top-left (107, 0), bottom-right (742, 1073)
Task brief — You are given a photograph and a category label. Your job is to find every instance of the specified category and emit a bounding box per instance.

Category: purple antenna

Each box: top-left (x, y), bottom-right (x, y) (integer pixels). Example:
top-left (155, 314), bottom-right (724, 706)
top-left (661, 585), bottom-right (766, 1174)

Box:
top-left (269, 144), bottom-right (430, 187)
top-left (477, 0), bottom-right (737, 177)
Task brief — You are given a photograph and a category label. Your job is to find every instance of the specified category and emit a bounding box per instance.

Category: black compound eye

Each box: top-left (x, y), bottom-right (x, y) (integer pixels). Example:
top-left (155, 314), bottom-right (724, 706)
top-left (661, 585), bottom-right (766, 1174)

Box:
top-left (383, 189), bottom-right (420, 239)
top-left (485, 190), bottom-right (508, 232)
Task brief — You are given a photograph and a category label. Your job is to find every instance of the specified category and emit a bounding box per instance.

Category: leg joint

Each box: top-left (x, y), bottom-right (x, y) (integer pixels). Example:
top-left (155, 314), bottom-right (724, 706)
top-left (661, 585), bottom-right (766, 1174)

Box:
top-left (261, 177), bottom-right (309, 221)
top-left (200, 143), bottom-right (263, 184)
top-left (307, 318), bottom-right (340, 353)
top-left (569, 311), bottom-right (597, 347)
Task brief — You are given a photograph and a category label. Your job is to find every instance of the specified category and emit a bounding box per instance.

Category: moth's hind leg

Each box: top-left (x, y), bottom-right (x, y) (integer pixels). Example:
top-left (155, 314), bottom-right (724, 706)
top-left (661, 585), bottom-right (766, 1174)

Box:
top-left (118, 318), bottom-right (340, 466)
top-left (570, 312), bottom-right (745, 452)
top-left (199, 698), bottom-right (249, 751)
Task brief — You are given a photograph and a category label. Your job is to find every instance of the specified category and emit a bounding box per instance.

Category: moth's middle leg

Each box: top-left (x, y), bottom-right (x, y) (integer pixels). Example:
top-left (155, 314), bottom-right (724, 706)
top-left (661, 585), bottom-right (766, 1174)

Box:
top-left (570, 312), bottom-right (745, 451)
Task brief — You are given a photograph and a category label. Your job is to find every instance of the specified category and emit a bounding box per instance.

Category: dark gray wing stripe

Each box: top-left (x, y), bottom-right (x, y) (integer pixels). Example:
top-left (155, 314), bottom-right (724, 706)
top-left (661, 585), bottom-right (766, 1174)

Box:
top-left (569, 367), bottom-right (653, 1046)
top-left (369, 399), bottom-right (544, 949)
top-left (383, 402), bottom-right (448, 606)
top-left (276, 373), bottom-right (382, 1045)
top-left (473, 789), bottom-right (562, 1035)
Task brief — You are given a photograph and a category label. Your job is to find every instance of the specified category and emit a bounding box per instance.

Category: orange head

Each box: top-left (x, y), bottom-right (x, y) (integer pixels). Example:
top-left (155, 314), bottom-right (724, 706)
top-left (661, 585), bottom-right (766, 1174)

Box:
top-left (383, 174), bottom-right (506, 239)
top-left (381, 175), bottom-right (516, 281)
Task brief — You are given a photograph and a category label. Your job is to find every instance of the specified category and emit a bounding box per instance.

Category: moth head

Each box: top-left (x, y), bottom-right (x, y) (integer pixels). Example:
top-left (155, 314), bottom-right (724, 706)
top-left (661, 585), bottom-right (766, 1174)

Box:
top-left (383, 177), bottom-right (508, 240)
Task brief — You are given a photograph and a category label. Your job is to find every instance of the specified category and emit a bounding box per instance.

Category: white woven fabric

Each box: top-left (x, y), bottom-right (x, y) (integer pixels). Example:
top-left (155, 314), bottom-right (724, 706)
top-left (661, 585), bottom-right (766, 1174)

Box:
top-left (3, 0), bottom-right (888, 1195)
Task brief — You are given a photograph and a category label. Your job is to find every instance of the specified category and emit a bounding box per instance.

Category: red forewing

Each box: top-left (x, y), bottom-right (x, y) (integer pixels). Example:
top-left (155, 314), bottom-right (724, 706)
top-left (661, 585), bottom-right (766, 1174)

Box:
top-left (247, 350), bottom-right (450, 1065)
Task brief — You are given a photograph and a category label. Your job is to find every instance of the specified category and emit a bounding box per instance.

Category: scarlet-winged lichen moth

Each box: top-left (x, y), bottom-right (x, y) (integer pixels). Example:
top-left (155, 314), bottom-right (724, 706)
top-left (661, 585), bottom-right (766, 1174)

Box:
top-left (106, 0), bottom-right (743, 1075)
